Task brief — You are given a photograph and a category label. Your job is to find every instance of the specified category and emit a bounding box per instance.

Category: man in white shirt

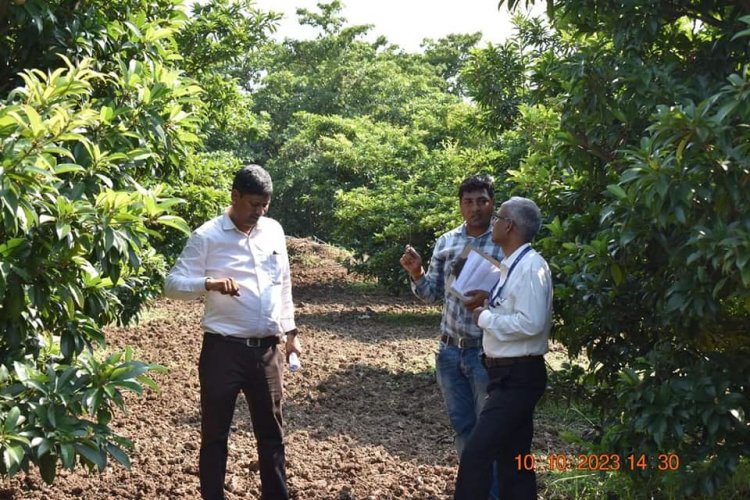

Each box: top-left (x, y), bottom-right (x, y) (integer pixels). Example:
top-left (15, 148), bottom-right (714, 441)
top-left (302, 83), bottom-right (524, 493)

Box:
top-left (454, 196), bottom-right (552, 500)
top-left (165, 164), bottom-right (301, 500)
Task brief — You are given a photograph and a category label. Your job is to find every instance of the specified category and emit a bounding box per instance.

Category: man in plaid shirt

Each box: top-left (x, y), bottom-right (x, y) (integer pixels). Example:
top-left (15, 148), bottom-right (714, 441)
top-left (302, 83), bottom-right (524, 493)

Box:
top-left (400, 174), bottom-right (503, 498)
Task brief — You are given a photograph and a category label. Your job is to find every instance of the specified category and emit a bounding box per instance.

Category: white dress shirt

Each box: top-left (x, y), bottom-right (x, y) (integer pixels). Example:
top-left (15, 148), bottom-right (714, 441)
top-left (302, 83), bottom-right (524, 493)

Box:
top-left (477, 243), bottom-right (552, 357)
top-left (164, 212), bottom-right (296, 337)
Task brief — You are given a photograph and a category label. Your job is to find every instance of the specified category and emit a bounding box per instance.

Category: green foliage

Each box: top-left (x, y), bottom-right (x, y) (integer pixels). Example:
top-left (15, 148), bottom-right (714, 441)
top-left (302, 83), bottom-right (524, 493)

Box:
top-left (0, 58), bottom-right (191, 482)
top-left (177, 0), bottom-right (277, 155)
top-left (0, 0), bottom-right (204, 179)
top-left (1, 0), bottom-right (192, 99)
top-left (156, 151), bottom-right (241, 264)
top-left (0, 345), bottom-right (165, 481)
top-left (247, 1), bottom-right (512, 292)
top-left (248, 1), bottom-right (459, 160)
top-left (493, 1), bottom-right (750, 495)
top-left (268, 112), bottom-right (429, 240)
top-left (421, 32), bottom-right (482, 95)
top-left (462, 41), bottom-right (527, 134)
top-left (603, 344), bottom-right (749, 496)
top-left (334, 146), bottom-right (505, 292)
top-left (174, 151), bottom-right (237, 229)
top-left (0, 0), bottom-right (205, 482)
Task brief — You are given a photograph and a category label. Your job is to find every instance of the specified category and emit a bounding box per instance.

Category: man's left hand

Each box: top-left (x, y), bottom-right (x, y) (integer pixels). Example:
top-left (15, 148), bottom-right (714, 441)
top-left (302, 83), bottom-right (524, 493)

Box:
top-left (285, 330), bottom-right (302, 360)
top-left (463, 290), bottom-right (489, 311)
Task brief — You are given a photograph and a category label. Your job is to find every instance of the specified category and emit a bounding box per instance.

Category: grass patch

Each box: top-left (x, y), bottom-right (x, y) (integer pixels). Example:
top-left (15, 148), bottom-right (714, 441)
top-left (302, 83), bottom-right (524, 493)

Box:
top-left (540, 470), bottom-right (631, 499)
top-left (345, 281), bottom-right (384, 294)
top-left (716, 458), bottom-right (750, 499)
top-left (536, 396), bottom-right (596, 440)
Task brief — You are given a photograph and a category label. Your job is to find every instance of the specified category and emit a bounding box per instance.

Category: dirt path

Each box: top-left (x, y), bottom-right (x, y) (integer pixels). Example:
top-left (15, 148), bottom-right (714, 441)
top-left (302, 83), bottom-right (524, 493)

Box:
top-left (0, 238), bottom-right (571, 499)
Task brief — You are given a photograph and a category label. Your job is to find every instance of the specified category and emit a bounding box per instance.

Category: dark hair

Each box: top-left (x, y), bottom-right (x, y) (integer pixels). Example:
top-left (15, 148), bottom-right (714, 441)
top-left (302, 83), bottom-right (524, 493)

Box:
top-left (232, 164), bottom-right (273, 196)
top-left (458, 174), bottom-right (494, 200)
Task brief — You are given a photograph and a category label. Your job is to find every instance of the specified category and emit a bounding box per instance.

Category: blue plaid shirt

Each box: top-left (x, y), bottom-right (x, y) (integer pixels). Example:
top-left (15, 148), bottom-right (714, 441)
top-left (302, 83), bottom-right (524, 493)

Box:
top-left (411, 224), bottom-right (504, 340)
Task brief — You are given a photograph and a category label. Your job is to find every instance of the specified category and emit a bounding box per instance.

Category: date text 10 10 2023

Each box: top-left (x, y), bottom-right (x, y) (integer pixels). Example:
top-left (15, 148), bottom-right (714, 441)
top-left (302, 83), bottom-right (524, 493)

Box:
top-left (515, 453), bottom-right (681, 472)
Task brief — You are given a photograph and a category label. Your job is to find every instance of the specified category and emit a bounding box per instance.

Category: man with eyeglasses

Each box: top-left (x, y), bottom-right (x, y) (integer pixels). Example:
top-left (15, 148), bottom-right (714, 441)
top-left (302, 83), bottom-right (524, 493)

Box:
top-left (454, 196), bottom-right (552, 500)
top-left (399, 174), bottom-right (503, 498)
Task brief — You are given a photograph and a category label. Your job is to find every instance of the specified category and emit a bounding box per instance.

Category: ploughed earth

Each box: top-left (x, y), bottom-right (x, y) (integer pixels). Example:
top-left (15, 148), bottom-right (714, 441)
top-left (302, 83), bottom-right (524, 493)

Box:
top-left (0, 238), bottom-right (577, 499)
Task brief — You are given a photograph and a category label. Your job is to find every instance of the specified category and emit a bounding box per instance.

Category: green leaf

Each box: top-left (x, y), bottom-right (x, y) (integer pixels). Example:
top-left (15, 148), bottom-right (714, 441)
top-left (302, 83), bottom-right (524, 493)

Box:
top-left (54, 163), bottom-right (85, 175)
top-left (42, 147), bottom-right (75, 159)
top-left (110, 362), bottom-right (149, 382)
top-left (610, 262), bottom-right (624, 285)
top-left (674, 206), bottom-right (686, 224)
top-left (74, 442), bottom-right (106, 471)
top-left (56, 222), bottom-right (72, 240)
top-left (730, 29), bottom-right (750, 41)
top-left (31, 437), bottom-right (51, 457)
top-left (106, 443), bottom-right (131, 468)
top-left (23, 105), bottom-right (44, 137)
top-left (85, 388), bottom-right (103, 415)
top-left (155, 215), bottom-right (191, 235)
top-left (39, 453), bottom-right (57, 484)
top-left (619, 368), bottom-right (640, 386)
top-left (3, 445), bottom-right (25, 470)
top-left (607, 184), bottom-right (627, 200)
top-left (0, 238), bottom-right (26, 257)
top-left (138, 374), bottom-right (162, 392)
top-left (113, 380), bottom-right (143, 394)
top-left (99, 106), bottom-right (114, 123)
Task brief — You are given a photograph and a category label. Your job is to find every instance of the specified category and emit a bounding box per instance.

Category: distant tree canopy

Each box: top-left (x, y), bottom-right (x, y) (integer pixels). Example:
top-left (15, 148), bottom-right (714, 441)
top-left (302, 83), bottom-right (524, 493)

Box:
top-left (243, 1), bottom-right (505, 288)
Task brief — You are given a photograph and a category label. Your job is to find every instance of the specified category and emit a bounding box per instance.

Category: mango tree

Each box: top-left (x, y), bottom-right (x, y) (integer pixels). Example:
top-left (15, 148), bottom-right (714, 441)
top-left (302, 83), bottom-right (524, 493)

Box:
top-left (0, 0), bottom-right (202, 483)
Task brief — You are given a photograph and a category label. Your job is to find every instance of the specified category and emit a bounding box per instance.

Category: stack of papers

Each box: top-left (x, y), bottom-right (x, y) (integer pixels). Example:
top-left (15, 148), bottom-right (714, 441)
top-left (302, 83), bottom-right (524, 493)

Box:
top-left (448, 246), bottom-right (502, 299)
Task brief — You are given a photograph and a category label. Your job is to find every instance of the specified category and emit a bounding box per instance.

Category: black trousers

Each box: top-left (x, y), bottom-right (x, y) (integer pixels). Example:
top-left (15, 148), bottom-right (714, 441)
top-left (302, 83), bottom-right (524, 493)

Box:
top-left (454, 358), bottom-right (546, 500)
top-left (198, 333), bottom-right (288, 500)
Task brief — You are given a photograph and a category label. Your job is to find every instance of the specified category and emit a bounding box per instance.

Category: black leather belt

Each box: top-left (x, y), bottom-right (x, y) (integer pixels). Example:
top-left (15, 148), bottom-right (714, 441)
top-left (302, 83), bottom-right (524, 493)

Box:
top-left (205, 332), bottom-right (280, 348)
top-left (440, 334), bottom-right (482, 349)
top-left (482, 355), bottom-right (543, 368)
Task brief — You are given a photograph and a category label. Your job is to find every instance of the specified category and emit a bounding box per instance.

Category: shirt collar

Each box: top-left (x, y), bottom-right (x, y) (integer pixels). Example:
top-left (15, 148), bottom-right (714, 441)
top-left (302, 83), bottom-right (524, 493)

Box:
top-left (221, 212), bottom-right (265, 234)
top-left (501, 242), bottom-right (531, 268)
top-left (460, 222), bottom-right (492, 239)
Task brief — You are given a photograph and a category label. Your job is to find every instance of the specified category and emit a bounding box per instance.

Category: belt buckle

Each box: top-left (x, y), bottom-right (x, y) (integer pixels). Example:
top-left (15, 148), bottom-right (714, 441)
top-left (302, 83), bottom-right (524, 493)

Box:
top-left (244, 337), bottom-right (262, 348)
top-left (458, 337), bottom-right (472, 349)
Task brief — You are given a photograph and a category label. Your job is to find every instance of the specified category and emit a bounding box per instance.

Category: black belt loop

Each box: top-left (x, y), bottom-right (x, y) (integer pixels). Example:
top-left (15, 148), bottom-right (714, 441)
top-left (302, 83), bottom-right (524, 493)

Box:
top-left (440, 334), bottom-right (482, 349)
top-left (204, 332), bottom-right (280, 348)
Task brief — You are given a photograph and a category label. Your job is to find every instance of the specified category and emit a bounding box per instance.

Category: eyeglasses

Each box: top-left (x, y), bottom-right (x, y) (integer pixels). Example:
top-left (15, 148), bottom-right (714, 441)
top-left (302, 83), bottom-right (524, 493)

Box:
top-left (493, 216), bottom-right (514, 226)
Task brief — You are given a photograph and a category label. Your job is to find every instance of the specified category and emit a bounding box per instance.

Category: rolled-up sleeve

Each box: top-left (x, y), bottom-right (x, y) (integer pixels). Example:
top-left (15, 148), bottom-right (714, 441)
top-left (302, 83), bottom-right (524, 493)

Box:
top-left (411, 237), bottom-right (447, 304)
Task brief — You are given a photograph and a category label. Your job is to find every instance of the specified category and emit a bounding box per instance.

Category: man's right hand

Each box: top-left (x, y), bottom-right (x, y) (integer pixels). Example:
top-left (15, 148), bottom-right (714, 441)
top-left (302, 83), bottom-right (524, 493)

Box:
top-left (205, 277), bottom-right (241, 296)
top-left (399, 245), bottom-right (424, 281)
top-left (472, 299), bottom-right (489, 325)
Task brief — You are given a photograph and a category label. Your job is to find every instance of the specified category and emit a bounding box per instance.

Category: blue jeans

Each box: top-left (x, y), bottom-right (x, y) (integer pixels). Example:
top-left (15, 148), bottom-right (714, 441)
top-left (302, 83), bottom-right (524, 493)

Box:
top-left (435, 342), bottom-right (499, 499)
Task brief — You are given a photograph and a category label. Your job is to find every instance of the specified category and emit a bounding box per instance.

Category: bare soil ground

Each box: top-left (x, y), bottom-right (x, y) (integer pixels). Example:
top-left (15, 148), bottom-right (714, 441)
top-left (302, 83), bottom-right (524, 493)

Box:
top-left (0, 238), bottom-right (578, 499)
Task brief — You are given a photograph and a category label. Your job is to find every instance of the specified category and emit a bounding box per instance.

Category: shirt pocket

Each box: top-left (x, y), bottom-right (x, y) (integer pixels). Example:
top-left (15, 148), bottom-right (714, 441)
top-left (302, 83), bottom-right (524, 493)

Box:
top-left (492, 293), bottom-right (515, 313)
top-left (260, 251), bottom-right (284, 285)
